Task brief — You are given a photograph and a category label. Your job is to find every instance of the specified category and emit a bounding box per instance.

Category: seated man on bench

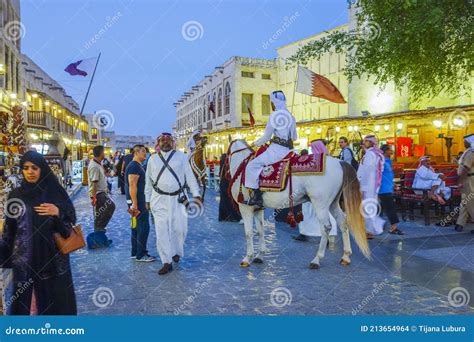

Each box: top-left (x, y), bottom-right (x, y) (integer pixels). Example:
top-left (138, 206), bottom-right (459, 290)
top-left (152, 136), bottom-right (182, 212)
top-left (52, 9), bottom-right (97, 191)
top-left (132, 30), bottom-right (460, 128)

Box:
top-left (413, 156), bottom-right (451, 205)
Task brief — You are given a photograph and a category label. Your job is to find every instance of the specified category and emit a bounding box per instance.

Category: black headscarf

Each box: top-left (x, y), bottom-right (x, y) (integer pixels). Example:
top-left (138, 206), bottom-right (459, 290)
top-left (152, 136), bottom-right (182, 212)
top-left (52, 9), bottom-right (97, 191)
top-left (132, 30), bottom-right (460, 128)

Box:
top-left (19, 151), bottom-right (76, 224)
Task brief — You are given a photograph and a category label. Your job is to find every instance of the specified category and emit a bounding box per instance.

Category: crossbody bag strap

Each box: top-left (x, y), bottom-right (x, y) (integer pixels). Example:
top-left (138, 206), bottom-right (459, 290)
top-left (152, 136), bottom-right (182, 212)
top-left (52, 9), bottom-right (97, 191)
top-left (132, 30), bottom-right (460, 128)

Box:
top-left (157, 151), bottom-right (183, 189)
top-left (152, 151), bottom-right (176, 192)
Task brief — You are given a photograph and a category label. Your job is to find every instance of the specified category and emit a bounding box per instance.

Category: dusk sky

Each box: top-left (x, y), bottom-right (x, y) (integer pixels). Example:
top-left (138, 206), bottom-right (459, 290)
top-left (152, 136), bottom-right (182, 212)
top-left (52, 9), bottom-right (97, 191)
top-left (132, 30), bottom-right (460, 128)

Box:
top-left (22, 0), bottom-right (348, 137)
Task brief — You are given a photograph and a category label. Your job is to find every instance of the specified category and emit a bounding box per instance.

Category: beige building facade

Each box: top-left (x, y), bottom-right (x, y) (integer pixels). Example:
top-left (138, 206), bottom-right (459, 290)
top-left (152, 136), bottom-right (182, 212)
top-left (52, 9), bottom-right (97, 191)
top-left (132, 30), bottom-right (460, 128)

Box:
top-left (174, 56), bottom-right (277, 152)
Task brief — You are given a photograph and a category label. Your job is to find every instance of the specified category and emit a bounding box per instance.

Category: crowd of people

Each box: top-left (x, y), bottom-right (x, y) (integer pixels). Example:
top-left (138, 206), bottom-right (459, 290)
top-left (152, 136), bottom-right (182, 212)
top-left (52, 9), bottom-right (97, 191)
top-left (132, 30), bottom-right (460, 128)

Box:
top-left (0, 88), bottom-right (472, 316)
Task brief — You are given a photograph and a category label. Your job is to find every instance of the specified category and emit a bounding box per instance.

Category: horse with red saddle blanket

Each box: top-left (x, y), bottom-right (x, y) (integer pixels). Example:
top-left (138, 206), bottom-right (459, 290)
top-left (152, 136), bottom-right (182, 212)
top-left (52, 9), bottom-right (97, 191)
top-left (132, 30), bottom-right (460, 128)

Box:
top-left (226, 140), bottom-right (370, 269)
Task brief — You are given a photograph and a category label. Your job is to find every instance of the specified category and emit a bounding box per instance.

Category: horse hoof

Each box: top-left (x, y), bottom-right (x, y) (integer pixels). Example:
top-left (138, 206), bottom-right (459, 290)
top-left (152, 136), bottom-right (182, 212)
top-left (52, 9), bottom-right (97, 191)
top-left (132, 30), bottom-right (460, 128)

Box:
top-left (253, 257), bottom-right (263, 264)
top-left (240, 261), bottom-right (250, 268)
top-left (340, 259), bottom-right (350, 266)
top-left (309, 263), bottom-right (320, 270)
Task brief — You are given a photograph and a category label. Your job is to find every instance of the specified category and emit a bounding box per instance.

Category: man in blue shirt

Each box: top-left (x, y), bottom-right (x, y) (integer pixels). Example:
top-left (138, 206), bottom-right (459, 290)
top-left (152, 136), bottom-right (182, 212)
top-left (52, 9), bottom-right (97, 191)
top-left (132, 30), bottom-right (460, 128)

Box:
top-left (379, 145), bottom-right (404, 235)
top-left (125, 145), bottom-right (156, 262)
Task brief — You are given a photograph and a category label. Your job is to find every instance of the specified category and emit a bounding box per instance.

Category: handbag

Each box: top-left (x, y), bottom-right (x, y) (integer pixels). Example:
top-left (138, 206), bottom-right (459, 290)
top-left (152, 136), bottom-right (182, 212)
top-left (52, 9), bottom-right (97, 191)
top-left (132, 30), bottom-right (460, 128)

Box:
top-left (54, 224), bottom-right (86, 254)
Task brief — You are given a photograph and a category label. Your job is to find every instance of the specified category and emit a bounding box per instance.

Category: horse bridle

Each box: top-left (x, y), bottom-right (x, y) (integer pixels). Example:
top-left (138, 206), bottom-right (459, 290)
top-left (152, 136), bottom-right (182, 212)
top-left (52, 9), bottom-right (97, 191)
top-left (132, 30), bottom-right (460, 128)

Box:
top-left (227, 140), bottom-right (254, 158)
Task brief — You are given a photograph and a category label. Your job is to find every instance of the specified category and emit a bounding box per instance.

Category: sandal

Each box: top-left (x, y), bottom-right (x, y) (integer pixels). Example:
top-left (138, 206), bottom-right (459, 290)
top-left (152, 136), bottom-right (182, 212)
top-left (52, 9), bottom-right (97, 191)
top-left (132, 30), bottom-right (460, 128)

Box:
top-left (389, 228), bottom-right (404, 235)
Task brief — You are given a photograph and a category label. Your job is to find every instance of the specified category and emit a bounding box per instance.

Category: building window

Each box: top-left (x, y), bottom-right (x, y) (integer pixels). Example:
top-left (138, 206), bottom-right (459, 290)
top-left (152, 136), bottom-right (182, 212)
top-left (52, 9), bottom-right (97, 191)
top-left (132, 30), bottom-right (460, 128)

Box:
top-left (241, 71), bottom-right (254, 78)
top-left (262, 73), bottom-right (271, 80)
top-left (224, 82), bottom-right (231, 115)
top-left (91, 128), bottom-right (98, 140)
top-left (262, 95), bottom-right (271, 115)
top-left (217, 88), bottom-right (222, 117)
top-left (241, 93), bottom-right (253, 113)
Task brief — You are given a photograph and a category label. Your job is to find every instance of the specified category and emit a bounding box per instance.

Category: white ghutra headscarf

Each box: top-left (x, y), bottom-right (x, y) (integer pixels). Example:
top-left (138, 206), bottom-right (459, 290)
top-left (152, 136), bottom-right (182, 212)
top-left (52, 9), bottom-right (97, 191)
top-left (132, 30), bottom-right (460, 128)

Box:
top-left (464, 134), bottom-right (474, 148)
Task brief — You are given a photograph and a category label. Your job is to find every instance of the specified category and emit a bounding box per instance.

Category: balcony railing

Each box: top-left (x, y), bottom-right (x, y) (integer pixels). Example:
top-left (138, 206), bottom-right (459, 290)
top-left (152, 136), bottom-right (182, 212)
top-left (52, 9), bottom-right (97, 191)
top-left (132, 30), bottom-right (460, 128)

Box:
top-left (51, 118), bottom-right (75, 136)
top-left (27, 111), bottom-right (52, 130)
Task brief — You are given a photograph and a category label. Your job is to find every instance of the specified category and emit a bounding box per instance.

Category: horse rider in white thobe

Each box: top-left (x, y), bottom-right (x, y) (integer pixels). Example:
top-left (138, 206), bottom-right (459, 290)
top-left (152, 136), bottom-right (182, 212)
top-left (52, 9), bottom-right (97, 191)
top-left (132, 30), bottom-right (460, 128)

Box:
top-left (186, 129), bottom-right (202, 155)
top-left (145, 133), bottom-right (203, 275)
top-left (244, 90), bottom-right (298, 207)
top-left (357, 135), bottom-right (385, 238)
top-left (413, 156), bottom-right (451, 205)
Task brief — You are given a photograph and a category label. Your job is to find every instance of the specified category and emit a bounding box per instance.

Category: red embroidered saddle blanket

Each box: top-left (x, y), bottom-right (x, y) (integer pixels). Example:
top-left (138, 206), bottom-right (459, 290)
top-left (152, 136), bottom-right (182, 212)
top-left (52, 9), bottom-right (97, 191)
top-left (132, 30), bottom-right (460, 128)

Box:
top-left (259, 152), bottom-right (326, 192)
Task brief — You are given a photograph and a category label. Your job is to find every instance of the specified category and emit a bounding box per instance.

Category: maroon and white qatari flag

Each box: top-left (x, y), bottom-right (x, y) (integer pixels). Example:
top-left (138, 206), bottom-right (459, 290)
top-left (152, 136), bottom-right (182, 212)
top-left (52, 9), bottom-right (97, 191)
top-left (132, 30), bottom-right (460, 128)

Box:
top-left (208, 94), bottom-right (215, 114)
top-left (296, 65), bottom-right (346, 104)
top-left (64, 57), bottom-right (97, 77)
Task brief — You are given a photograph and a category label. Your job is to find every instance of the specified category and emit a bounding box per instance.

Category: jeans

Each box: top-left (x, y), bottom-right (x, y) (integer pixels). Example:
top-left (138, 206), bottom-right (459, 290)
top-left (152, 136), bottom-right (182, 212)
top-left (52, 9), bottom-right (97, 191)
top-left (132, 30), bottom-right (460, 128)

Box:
top-left (379, 193), bottom-right (400, 225)
top-left (131, 209), bottom-right (150, 259)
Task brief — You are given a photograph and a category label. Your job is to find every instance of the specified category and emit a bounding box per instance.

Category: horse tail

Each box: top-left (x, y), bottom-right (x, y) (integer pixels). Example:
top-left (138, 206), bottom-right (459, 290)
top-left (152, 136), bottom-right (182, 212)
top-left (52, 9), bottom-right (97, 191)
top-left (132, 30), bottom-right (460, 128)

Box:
top-left (340, 161), bottom-right (371, 259)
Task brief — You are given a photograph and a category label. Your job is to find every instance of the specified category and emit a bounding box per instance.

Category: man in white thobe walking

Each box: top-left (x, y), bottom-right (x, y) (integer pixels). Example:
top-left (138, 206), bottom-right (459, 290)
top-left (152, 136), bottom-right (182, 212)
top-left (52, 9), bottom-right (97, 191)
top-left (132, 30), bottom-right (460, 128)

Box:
top-left (357, 135), bottom-right (385, 237)
top-left (145, 133), bottom-right (202, 275)
top-left (244, 90), bottom-right (297, 207)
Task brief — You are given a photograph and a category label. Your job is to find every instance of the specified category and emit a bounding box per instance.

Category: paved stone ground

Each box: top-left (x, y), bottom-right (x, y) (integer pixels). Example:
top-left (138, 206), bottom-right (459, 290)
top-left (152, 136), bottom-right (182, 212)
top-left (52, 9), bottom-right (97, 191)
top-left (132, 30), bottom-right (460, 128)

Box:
top-left (71, 185), bottom-right (474, 315)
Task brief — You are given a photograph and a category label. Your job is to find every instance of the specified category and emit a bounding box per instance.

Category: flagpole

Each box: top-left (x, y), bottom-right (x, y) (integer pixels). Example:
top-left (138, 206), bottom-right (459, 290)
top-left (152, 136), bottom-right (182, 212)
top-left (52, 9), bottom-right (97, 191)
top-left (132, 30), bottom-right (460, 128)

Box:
top-left (290, 65), bottom-right (299, 114)
top-left (80, 52), bottom-right (101, 115)
top-left (70, 53), bottom-right (101, 158)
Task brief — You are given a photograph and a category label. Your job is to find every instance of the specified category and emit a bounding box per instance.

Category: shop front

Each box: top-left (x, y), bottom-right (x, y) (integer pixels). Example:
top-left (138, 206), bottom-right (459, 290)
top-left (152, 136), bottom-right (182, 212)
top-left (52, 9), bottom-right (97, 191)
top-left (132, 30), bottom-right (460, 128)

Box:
top-left (199, 105), bottom-right (473, 165)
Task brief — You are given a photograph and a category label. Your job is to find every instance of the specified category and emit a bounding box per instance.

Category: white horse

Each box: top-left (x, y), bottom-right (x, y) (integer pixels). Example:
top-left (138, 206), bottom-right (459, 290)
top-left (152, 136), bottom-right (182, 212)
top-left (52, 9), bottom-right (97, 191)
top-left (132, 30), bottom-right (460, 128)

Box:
top-left (227, 139), bottom-right (370, 269)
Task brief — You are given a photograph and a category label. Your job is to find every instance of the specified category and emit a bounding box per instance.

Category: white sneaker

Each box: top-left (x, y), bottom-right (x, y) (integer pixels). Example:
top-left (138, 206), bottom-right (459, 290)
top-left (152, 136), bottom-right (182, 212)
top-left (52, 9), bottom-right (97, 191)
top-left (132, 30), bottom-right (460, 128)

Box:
top-left (136, 255), bottom-right (156, 262)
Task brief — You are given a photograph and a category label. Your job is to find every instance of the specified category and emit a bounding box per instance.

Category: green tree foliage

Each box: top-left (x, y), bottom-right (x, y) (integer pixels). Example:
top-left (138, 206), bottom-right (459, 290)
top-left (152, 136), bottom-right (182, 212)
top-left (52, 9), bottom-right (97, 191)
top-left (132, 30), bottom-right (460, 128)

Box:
top-left (287, 0), bottom-right (473, 101)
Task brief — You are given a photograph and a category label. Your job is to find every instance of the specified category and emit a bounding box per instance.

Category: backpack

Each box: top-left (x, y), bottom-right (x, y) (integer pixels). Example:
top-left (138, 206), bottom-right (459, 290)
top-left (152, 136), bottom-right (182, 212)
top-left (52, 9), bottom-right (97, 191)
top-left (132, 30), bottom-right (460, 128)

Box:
top-left (342, 147), bottom-right (359, 171)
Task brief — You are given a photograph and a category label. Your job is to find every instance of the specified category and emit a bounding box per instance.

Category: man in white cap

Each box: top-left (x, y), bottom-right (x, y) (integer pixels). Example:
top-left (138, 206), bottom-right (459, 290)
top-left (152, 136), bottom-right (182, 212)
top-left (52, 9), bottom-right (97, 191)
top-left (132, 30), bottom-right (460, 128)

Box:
top-left (244, 90), bottom-right (297, 207)
top-left (145, 133), bottom-right (203, 275)
top-left (455, 133), bottom-right (474, 233)
top-left (357, 135), bottom-right (385, 238)
top-left (413, 156), bottom-right (451, 204)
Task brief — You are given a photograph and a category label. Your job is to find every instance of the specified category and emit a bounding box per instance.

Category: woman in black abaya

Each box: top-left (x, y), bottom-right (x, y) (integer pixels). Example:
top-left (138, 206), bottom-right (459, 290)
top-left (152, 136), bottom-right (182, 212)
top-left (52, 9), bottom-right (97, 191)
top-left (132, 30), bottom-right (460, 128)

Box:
top-left (0, 151), bottom-right (77, 315)
top-left (218, 153), bottom-right (242, 222)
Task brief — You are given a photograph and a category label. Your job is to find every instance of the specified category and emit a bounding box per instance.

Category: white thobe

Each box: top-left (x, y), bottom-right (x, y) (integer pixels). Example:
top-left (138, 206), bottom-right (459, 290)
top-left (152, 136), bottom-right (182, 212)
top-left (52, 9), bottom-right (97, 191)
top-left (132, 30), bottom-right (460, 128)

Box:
top-left (357, 149), bottom-right (384, 235)
top-left (413, 166), bottom-right (451, 200)
top-left (244, 109), bottom-right (298, 189)
top-left (298, 202), bottom-right (337, 236)
top-left (145, 150), bottom-right (201, 264)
